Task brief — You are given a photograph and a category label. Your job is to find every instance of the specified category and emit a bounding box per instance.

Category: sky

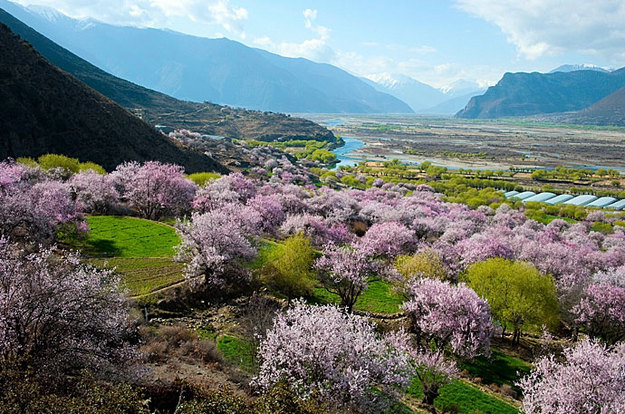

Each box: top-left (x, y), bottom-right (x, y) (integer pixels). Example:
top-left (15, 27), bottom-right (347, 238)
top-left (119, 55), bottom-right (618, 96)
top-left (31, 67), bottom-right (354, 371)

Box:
top-left (10, 0), bottom-right (625, 89)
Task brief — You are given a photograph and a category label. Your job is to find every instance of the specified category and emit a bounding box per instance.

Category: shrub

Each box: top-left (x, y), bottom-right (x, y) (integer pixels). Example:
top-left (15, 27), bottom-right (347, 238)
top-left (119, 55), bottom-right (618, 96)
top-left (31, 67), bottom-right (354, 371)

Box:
top-left (262, 234), bottom-right (316, 302)
top-left (37, 154), bottom-right (81, 173)
top-left (78, 161), bottom-right (106, 174)
top-left (187, 172), bottom-right (221, 187)
top-left (394, 249), bottom-right (448, 290)
top-left (0, 365), bottom-right (148, 414)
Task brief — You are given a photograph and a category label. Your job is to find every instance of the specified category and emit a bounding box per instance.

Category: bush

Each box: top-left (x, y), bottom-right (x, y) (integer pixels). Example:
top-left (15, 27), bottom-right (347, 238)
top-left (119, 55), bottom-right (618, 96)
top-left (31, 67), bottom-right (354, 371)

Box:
top-left (262, 234), bottom-right (316, 301)
top-left (0, 364), bottom-right (148, 414)
top-left (78, 161), bottom-right (106, 174)
top-left (188, 172), bottom-right (221, 187)
top-left (140, 325), bottom-right (223, 364)
top-left (394, 249), bottom-right (448, 290)
top-left (37, 154), bottom-right (81, 173)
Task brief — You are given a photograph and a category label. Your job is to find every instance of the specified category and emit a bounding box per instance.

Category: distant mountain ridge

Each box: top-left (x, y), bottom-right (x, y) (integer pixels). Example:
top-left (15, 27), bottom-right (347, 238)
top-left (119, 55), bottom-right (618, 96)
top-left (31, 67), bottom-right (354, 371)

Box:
top-left (457, 68), bottom-right (625, 119)
top-left (364, 73), bottom-right (483, 114)
top-left (0, 22), bottom-right (227, 173)
top-left (363, 73), bottom-right (446, 112)
top-left (0, 0), bottom-right (412, 114)
top-left (550, 64), bottom-right (611, 74)
top-left (0, 8), bottom-right (337, 144)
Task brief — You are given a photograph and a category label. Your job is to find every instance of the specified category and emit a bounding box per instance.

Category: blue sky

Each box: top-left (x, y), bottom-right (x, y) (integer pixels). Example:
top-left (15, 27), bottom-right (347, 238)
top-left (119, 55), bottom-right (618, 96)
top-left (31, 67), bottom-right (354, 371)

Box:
top-left (11, 0), bottom-right (625, 88)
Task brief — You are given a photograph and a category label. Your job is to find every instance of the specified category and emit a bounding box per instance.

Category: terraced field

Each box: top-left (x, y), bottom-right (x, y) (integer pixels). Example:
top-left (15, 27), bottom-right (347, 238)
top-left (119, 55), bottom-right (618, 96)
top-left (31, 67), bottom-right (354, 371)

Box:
top-left (77, 216), bottom-right (185, 296)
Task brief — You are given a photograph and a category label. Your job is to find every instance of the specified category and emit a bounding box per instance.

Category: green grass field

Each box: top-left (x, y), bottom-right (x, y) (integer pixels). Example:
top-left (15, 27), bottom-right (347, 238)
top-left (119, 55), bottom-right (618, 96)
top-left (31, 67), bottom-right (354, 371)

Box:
top-left (408, 378), bottom-right (519, 414)
top-left (82, 216), bottom-right (180, 257)
top-left (78, 216), bottom-right (184, 296)
top-left (311, 278), bottom-right (403, 314)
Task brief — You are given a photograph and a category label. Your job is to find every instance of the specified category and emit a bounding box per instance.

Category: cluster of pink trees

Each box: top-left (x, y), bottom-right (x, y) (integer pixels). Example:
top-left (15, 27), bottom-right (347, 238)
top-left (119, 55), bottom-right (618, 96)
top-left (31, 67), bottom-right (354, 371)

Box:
top-left (112, 161), bottom-right (197, 220)
top-left (0, 161), bottom-right (84, 245)
top-left (3, 151), bottom-right (625, 410)
top-left (0, 159), bottom-right (205, 244)
top-left (174, 170), bottom-right (625, 343)
top-left (0, 237), bottom-right (135, 373)
top-left (253, 301), bottom-right (412, 411)
top-left (518, 339), bottom-right (625, 413)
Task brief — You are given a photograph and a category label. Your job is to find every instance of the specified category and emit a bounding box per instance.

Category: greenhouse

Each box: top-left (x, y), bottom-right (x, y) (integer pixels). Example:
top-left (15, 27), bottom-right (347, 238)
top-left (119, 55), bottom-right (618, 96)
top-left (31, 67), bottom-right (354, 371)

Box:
top-left (544, 194), bottom-right (575, 205)
top-left (509, 191), bottom-right (536, 200)
top-left (587, 197), bottom-right (618, 208)
top-left (563, 195), bottom-right (598, 206)
top-left (606, 199), bottom-right (625, 210)
top-left (523, 192), bottom-right (557, 203)
top-left (504, 190), bottom-right (519, 198)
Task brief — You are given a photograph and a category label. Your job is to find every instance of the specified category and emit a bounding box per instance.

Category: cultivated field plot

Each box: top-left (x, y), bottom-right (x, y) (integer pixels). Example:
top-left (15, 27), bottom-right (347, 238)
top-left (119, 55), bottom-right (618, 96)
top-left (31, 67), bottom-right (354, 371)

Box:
top-left (78, 216), bottom-right (185, 296)
top-left (83, 216), bottom-right (180, 257)
top-left (90, 257), bottom-right (185, 296)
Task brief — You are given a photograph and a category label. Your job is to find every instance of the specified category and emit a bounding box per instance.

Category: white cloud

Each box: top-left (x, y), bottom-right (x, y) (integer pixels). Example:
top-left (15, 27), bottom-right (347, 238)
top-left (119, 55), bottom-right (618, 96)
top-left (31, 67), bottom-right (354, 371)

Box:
top-left (303, 8), bottom-right (317, 28)
top-left (455, 0), bottom-right (625, 62)
top-left (259, 9), bottom-right (335, 62)
top-left (13, 0), bottom-right (248, 37)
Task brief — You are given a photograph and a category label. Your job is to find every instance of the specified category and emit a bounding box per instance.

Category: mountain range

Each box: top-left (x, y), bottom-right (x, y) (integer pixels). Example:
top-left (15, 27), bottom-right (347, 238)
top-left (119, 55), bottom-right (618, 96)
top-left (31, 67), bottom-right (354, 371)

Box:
top-left (0, 21), bottom-right (227, 173)
top-left (2, 0), bottom-right (624, 127)
top-left (363, 73), bottom-right (484, 114)
top-left (0, 8), bottom-right (337, 144)
top-left (0, 0), bottom-right (412, 114)
top-left (457, 68), bottom-right (625, 119)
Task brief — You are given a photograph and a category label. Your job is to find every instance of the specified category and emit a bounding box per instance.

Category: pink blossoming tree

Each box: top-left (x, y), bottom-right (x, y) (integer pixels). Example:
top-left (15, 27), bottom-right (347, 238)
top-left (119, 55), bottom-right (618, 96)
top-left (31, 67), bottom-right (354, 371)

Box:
top-left (253, 301), bottom-right (411, 411)
top-left (518, 339), bottom-right (625, 413)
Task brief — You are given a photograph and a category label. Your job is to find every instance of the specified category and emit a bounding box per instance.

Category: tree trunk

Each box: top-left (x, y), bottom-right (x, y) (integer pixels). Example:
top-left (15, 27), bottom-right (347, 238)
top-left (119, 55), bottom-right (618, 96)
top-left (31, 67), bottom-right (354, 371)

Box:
top-left (423, 387), bottom-right (439, 411)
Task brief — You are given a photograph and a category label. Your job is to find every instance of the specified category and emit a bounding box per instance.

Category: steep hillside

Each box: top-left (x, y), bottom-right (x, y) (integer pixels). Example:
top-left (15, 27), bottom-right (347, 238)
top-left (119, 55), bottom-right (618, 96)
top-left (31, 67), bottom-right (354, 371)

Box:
top-left (457, 69), bottom-right (625, 119)
top-left (0, 0), bottom-right (412, 114)
top-left (565, 86), bottom-right (625, 126)
top-left (0, 8), bottom-right (337, 144)
top-left (0, 23), bottom-right (227, 173)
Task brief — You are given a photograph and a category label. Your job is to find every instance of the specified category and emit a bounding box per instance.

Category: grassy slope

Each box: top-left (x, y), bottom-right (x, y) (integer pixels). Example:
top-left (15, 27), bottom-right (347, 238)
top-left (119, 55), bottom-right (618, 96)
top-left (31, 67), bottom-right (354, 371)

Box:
top-left (216, 335), bottom-right (257, 373)
top-left (460, 350), bottom-right (532, 394)
top-left (90, 257), bottom-right (185, 296)
top-left (83, 216), bottom-right (180, 257)
top-left (408, 378), bottom-right (519, 414)
top-left (80, 216), bottom-right (184, 295)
